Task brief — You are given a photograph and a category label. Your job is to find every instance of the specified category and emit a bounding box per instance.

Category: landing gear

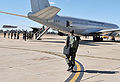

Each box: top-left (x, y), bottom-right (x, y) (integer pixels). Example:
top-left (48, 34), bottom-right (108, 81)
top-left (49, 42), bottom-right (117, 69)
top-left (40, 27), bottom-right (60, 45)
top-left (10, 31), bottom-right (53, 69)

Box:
top-left (93, 35), bottom-right (103, 42)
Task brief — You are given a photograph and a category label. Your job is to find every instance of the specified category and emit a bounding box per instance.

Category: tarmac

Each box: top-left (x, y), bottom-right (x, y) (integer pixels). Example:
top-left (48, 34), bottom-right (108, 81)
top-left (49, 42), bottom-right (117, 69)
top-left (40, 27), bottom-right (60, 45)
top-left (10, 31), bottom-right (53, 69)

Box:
top-left (0, 34), bottom-right (120, 82)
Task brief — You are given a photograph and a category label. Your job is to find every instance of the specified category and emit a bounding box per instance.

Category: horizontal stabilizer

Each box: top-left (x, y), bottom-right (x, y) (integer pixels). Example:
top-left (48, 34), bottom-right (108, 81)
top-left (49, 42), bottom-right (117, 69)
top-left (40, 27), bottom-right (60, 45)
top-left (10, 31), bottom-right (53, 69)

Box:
top-left (29, 6), bottom-right (61, 19)
top-left (0, 11), bottom-right (28, 18)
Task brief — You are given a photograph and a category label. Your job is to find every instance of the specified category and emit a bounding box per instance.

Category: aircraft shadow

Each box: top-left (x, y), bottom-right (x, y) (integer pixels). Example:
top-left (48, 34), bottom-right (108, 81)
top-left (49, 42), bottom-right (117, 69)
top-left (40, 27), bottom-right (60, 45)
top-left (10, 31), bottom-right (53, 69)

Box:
top-left (30, 39), bottom-right (120, 46)
top-left (43, 37), bottom-right (66, 40)
top-left (72, 70), bottom-right (119, 74)
top-left (31, 40), bottom-right (65, 44)
top-left (40, 40), bottom-right (65, 43)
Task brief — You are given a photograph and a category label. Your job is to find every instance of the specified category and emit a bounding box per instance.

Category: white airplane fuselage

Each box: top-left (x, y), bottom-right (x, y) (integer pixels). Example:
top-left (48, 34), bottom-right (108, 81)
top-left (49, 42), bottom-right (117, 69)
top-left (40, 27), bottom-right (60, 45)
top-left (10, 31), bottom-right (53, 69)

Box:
top-left (28, 15), bottom-right (119, 36)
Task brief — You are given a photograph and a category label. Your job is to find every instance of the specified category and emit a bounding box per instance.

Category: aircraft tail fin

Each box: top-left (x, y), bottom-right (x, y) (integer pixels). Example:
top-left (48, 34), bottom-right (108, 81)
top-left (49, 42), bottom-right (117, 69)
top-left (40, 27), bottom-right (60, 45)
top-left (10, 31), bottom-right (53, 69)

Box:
top-left (31, 0), bottom-right (50, 13)
top-left (29, 6), bottom-right (61, 19)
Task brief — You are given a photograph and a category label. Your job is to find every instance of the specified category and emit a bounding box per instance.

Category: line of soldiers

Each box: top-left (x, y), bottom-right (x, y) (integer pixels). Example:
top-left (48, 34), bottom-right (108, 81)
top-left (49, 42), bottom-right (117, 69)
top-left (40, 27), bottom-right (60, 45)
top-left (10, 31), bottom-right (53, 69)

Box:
top-left (3, 26), bottom-right (46, 41)
top-left (4, 30), bottom-right (20, 39)
top-left (4, 30), bottom-right (34, 41)
top-left (4, 30), bottom-right (42, 41)
top-left (23, 31), bottom-right (34, 41)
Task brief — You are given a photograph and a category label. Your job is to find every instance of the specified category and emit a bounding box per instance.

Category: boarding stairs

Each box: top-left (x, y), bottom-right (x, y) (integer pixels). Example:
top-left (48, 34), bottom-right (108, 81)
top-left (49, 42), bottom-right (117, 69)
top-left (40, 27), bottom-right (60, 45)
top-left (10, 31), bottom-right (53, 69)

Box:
top-left (36, 27), bottom-right (50, 40)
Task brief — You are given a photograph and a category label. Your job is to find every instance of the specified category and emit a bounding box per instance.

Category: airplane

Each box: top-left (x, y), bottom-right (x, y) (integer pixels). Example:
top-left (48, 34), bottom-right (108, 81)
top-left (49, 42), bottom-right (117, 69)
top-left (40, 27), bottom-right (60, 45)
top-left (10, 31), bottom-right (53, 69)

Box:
top-left (0, 0), bottom-right (120, 41)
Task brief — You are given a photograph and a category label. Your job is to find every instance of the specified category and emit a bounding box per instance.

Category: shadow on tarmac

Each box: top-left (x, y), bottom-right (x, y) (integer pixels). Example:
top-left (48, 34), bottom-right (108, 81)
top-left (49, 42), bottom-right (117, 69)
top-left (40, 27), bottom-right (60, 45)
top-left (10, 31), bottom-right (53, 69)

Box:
top-left (79, 40), bottom-right (120, 46)
top-left (31, 40), bottom-right (65, 44)
top-left (72, 70), bottom-right (119, 74)
top-left (43, 37), bottom-right (66, 40)
top-left (31, 38), bottom-right (120, 46)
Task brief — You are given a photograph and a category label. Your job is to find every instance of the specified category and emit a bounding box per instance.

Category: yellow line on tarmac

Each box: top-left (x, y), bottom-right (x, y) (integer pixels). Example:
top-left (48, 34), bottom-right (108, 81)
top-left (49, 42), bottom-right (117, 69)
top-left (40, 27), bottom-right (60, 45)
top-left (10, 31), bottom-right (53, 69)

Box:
top-left (70, 61), bottom-right (81, 82)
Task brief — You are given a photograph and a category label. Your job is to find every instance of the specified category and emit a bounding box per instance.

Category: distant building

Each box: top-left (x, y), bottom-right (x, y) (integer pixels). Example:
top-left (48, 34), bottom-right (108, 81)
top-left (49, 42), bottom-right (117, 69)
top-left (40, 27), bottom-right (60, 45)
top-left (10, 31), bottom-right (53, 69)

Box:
top-left (3, 25), bottom-right (17, 28)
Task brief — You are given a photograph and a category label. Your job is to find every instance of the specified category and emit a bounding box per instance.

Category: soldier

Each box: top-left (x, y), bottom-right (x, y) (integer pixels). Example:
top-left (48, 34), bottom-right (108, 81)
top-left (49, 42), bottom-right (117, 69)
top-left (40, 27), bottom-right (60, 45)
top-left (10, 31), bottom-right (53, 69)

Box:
top-left (30, 31), bottom-right (32, 40)
top-left (35, 32), bottom-right (38, 39)
top-left (17, 31), bottom-right (20, 39)
top-left (11, 31), bottom-right (13, 39)
top-left (26, 31), bottom-right (29, 40)
top-left (23, 31), bottom-right (27, 41)
top-left (22, 31), bottom-right (25, 40)
top-left (42, 26), bottom-right (45, 33)
top-left (8, 31), bottom-right (10, 38)
top-left (3, 31), bottom-right (6, 38)
top-left (14, 31), bottom-right (16, 39)
top-left (64, 30), bottom-right (80, 71)
top-left (31, 31), bottom-right (34, 40)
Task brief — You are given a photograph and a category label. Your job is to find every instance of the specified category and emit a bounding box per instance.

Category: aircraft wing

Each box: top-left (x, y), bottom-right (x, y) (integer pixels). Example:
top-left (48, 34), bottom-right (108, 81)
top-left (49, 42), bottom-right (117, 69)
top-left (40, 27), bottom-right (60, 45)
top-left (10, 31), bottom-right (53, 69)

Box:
top-left (97, 29), bottom-right (120, 33)
top-left (87, 29), bottom-right (120, 34)
top-left (0, 11), bottom-right (28, 18)
top-left (87, 28), bottom-right (120, 36)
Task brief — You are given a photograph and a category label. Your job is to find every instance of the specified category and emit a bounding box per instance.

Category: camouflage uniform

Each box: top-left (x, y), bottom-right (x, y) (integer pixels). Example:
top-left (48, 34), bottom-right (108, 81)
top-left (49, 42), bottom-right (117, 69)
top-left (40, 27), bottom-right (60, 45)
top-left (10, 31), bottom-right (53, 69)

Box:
top-left (65, 35), bottom-right (80, 70)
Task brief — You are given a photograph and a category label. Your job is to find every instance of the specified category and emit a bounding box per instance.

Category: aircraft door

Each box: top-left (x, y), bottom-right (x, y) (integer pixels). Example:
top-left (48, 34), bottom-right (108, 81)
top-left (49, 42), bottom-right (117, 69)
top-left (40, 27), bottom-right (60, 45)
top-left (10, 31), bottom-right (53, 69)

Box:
top-left (66, 20), bottom-right (72, 27)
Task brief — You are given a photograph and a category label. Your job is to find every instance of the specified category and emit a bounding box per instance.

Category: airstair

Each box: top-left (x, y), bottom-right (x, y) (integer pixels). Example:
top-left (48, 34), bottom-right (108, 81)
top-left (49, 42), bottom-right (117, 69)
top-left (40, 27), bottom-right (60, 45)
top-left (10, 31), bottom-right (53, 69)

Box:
top-left (36, 27), bottom-right (50, 40)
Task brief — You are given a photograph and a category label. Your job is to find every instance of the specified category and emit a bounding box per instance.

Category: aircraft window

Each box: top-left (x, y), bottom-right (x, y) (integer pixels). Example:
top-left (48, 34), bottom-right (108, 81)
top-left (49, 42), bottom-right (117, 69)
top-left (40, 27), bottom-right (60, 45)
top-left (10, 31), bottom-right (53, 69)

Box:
top-left (54, 20), bottom-right (60, 22)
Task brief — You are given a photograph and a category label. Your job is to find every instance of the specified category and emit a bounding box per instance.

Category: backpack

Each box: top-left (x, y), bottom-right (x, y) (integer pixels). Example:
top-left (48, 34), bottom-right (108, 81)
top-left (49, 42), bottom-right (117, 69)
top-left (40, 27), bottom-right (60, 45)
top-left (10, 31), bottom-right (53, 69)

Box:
top-left (69, 35), bottom-right (79, 49)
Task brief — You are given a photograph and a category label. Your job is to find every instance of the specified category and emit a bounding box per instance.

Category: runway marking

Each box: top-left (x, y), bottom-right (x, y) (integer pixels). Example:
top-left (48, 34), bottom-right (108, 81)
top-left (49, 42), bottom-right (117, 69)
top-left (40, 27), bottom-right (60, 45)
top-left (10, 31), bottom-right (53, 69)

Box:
top-left (77, 54), bottom-right (120, 61)
top-left (0, 46), bottom-right (85, 81)
top-left (65, 61), bottom-right (84, 82)
top-left (1, 46), bottom-right (120, 81)
top-left (70, 61), bottom-right (81, 82)
top-left (1, 46), bottom-right (120, 61)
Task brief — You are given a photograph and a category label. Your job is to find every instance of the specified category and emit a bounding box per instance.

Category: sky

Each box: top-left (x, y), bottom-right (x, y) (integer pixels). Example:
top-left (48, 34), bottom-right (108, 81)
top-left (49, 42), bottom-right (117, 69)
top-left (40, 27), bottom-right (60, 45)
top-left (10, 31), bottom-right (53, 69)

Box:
top-left (0, 0), bottom-right (120, 30)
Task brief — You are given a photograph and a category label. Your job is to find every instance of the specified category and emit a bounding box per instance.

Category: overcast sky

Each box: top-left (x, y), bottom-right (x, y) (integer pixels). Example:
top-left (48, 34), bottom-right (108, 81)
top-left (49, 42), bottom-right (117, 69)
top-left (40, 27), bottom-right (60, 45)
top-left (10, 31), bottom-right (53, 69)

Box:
top-left (0, 0), bottom-right (120, 30)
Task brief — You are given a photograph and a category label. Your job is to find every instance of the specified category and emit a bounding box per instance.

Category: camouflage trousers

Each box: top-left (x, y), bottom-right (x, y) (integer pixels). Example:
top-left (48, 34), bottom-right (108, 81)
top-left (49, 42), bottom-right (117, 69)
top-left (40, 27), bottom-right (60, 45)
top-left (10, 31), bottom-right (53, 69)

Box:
top-left (65, 48), bottom-right (76, 69)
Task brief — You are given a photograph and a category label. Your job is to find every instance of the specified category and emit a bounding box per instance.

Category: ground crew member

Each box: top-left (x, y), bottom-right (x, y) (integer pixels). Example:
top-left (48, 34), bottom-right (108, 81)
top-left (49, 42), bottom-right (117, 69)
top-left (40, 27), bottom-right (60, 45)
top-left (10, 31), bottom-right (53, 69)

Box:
top-left (65, 30), bottom-right (80, 71)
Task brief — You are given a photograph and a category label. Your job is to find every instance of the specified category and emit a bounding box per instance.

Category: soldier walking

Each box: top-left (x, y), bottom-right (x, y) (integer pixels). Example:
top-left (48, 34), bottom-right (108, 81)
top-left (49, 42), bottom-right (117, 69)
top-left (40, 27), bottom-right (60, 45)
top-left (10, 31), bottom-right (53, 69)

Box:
top-left (64, 30), bottom-right (80, 71)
